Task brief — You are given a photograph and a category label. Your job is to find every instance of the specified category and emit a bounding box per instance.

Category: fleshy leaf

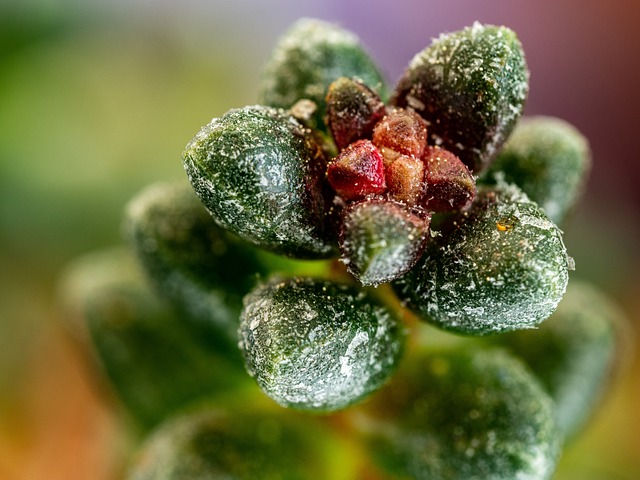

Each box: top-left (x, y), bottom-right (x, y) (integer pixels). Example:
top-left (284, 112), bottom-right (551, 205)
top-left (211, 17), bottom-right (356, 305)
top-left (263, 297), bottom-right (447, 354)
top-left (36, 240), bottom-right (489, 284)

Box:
top-left (361, 347), bottom-right (561, 480)
top-left (372, 107), bottom-right (428, 164)
top-left (238, 276), bottom-right (405, 412)
top-left (392, 23), bottom-right (529, 173)
top-left (59, 248), bottom-right (247, 431)
top-left (183, 105), bottom-right (336, 259)
top-left (490, 280), bottom-right (628, 440)
top-left (326, 139), bottom-right (387, 201)
top-left (394, 183), bottom-right (571, 335)
top-left (422, 146), bottom-right (476, 212)
top-left (125, 408), bottom-right (356, 480)
top-left (385, 154), bottom-right (425, 206)
top-left (326, 76), bottom-right (386, 150)
top-left (480, 116), bottom-right (591, 225)
top-left (340, 199), bottom-right (430, 286)
top-left (123, 182), bottom-right (269, 344)
top-left (259, 18), bottom-right (387, 132)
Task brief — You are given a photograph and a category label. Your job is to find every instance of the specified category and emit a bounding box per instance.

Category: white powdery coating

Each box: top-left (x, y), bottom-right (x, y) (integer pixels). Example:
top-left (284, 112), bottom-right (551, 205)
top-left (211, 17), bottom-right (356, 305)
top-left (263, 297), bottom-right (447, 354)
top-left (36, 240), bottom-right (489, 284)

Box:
top-left (397, 184), bottom-right (570, 335)
top-left (259, 18), bottom-right (385, 113)
top-left (183, 106), bottom-right (333, 258)
top-left (401, 23), bottom-right (529, 171)
top-left (340, 331), bottom-right (369, 376)
top-left (238, 277), bottom-right (404, 412)
top-left (341, 200), bottom-right (429, 286)
top-left (488, 116), bottom-right (591, 225)
top-left (262, 19), bottom-right (357, 106)
top-left (495, 279), bottom-right (625, 439)
top-left (123, 182), bottom-right (240, 339)
top-left (368, 348), bottom-right (560, 479)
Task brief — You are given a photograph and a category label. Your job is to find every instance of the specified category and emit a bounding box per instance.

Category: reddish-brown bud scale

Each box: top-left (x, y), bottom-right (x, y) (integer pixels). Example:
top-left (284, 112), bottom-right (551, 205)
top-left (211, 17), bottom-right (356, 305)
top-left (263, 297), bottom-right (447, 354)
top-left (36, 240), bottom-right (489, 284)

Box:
top-left (372, 108), bottom-right (428, 165)
top-left (386, 155), bottom-right (425, 206)
top-left (326, 77), bottom-right (386, 151)
top-left (422, 146), bottom-right (477, 212)
top-left (327, 139), bottom-right (387, 202)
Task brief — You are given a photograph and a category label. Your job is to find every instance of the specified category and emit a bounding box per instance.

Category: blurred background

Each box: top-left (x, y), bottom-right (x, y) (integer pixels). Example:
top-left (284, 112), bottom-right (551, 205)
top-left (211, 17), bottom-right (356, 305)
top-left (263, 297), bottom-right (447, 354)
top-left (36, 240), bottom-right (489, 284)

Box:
top-left (1, 1), bottom-right (638, 479)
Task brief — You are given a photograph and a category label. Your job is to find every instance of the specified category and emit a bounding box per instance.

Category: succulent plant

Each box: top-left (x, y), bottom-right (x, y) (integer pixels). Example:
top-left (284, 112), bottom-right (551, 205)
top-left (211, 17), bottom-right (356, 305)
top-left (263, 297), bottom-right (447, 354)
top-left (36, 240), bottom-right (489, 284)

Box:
top-left (60, 17), bottom-right (628, 480)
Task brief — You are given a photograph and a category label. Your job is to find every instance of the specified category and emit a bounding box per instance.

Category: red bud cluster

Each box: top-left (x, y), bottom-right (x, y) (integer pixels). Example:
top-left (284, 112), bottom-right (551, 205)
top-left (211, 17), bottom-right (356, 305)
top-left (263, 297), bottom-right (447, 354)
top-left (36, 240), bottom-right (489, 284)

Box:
top-left (325, 77), bottom-right (476, 215)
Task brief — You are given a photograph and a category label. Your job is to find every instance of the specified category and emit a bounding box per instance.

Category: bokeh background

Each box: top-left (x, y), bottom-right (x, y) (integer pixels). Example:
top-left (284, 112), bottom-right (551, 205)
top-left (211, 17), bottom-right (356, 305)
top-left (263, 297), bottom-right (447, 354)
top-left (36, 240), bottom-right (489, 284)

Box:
top-left (1, 1), bottom-right (639, 479)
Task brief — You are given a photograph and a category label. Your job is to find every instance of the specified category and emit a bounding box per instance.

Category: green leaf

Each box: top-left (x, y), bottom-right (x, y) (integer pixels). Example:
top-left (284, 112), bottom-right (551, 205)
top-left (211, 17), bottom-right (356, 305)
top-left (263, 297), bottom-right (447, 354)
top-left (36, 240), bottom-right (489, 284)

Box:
top-left (125, 407), bottom-right (357, 480)
top-left (183, 105), bottom-right (337, 259)
top-left (392, 23), bottom-right (529, 174)
top-left (339, 199), bottom-right (430, 286)
top-left (123, 182), bottom-right (269, 345)
top-left (59, 248), bottom-right (247, 431)
top-left (259, 18), bottom-right (387, 132)
top-left (480, 116), bottom-right (591, 225)
top-left (361, 347), bottom-right (561, 480)
top-left (490, 280), bottom-right (628, 440)
top-left (394, 183), bottom-right (571, 335)
top-left (239, 276), bottom-right (405, 412)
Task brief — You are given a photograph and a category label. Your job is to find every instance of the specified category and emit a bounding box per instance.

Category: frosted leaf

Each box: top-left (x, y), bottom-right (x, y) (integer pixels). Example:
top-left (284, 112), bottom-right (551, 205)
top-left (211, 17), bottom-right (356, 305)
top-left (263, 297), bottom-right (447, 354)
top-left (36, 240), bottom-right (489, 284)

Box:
top-left (490, 280), bottom-right (629, 440)
top-left (259, 18), bottom-right (387, 132)
top-left (480, 116), bottom-right (591, 226)
top-left (340, 199), bottom-right (430, 286)
top-left (125, 408), bottom-right (352, 480)
top-left (58, 248), bottom-right (246, 430)
top-left (394, 183), bottom-right (570, 335)
top-left (238, 277), bottom-right (405, 412)
top-left (123, 182), bottom-right (269, 344)
top-left (392, 23), bottom-right (529, 174)
top-left (182, 106), bottom-right (337, 259)
top-left (362, 347), bottom-right (561, 480)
